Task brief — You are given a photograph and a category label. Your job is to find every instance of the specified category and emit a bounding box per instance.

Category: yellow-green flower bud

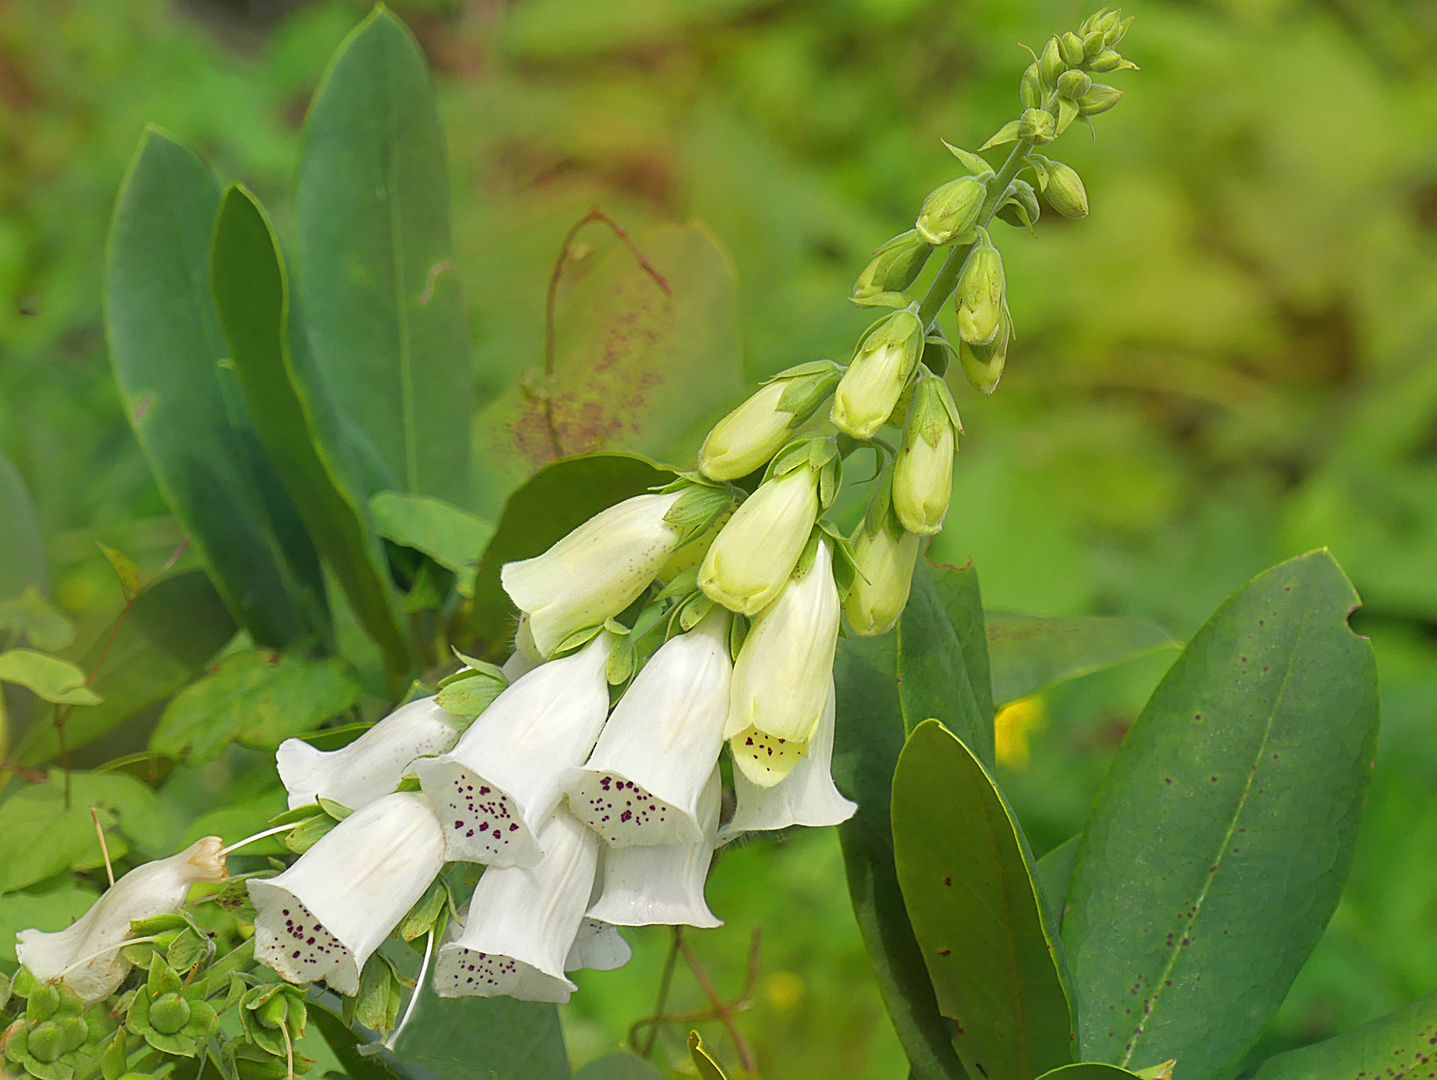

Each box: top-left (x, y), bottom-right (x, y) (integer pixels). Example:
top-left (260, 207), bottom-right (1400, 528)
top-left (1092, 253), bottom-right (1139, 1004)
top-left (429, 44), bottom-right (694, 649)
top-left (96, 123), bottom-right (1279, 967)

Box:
top-left (954, 231), bottom-right (1005, 347)
top-left (1020, 63), bottom-right (1044, 110)
top-left (1039, 36), bottom-right (1064, 85)
top-left (699, 361), bottom-right (842, 481)
top-left (831, 311), bottom-right (923, 437)
top-left (1083, 30), bottom-right (1106, 57)
top-left (958, 306), bottom-right (1011, 395)
top-left (915, 175), bottom-right (985, 245)
top-left (1043, 160), bottom-right (1089, 218)
top-left (1057, 69), bottom-right (1091, 100)
top-left (1096, 9), bottom-right (1123, 39)
top-left (1019, 107), bottom-right (1056, 144)
top-left (851, 230), bottom-right (932, 303)
top-left (698, 459), bottom-right (823, 615)
top-left (893, 371), bottom-right (959, 536)
top-left (1078, 83), bottom-right (1123, 116)
top-left (1059, 31), bottom-right (1086, 67)
top-left (845, 471), bottom-right (921, 637)
top-left (1089, 49), bottom-right (1127, 72)
top-left (996, 179), bottom-right (1041, 229)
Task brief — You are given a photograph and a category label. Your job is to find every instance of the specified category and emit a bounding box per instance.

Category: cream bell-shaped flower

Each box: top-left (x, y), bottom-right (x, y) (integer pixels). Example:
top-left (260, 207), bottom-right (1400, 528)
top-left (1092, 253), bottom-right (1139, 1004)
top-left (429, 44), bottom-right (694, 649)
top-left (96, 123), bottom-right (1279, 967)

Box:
top-left (16, 838), bottom-right (227, 1003)
top-left (565, 610), bottom-right (729, 847)
top-left (433, 810), bottom-right (598, 1003)
top-left (249, 793), bottom-right (444, 996)
top-left (845, 515), bottom-right (921, 637)
top-left (416, 633), bottom-right (612, 868)
top-left (698, 466), bottom-right (820, 615)
top-left (722, 684), bottom-right (855, 839)
top-left (725, 539), bottom-right (841, 774)
top-left (276, 697), bottom-right (461, 812)
top-left (830, 311), bottom-right (921, 438)
top-left (586, 767), bottom-right (722, 929)
top-left (564, 918), bottom-right (631, 973)
top-left (501, 492), bottom-right (683, 657)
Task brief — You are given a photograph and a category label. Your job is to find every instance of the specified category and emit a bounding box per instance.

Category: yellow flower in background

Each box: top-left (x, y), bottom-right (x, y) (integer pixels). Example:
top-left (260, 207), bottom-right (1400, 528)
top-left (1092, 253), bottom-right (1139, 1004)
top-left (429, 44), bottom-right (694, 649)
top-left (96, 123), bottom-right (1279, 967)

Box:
top-left (994, 695), bottom-right (1047, 769)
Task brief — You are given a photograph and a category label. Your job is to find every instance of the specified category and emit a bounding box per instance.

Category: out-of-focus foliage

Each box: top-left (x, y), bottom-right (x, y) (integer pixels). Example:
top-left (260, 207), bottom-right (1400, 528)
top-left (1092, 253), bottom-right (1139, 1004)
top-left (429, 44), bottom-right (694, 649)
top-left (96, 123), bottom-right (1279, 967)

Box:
top-left (3, 0), bottom-right (1437, 1074)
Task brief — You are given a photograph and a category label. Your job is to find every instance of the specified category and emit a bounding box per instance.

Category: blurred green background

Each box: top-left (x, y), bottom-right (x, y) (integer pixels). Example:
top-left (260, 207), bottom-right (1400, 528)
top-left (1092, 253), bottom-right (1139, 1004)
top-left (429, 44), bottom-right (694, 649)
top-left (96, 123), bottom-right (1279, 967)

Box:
top-left (3, 0), bottom-right (1436, 1076)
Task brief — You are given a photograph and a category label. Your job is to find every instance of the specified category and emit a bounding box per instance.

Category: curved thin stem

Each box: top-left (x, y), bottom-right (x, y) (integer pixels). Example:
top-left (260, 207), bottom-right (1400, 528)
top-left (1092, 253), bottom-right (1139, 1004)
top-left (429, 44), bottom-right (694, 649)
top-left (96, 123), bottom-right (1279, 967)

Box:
top-left (54, 935), bottom-right (164, 979)
top-left (386, 929), bottom-right (435, 1052)
top-left (222, 823), bottom-right (295, 856)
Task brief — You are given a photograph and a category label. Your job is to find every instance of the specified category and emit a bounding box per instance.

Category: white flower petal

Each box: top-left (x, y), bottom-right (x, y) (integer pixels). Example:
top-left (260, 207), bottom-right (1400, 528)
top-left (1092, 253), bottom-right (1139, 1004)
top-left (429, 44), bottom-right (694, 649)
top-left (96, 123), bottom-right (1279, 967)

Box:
top-left (249, 793), bottom-right (445, 996)
top-left (564, 918), bottom-right (631, 973)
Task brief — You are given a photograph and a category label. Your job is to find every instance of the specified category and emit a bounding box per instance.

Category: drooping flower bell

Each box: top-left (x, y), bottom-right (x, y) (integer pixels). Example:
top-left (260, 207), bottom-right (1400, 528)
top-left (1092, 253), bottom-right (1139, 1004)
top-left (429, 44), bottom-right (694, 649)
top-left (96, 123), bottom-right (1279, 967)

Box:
top-left (830, 310), bottom-right (922, 438)
top-left (276, 697), bottom-right (462, 812)
top-left (565, 610), bottom-right (730, 847)
top-left (564, 918), bottom-right (632, 973)
top-left (248, 792), bottom-right (445, 996)
top-left (586, 767), bottom-right (723, 929)
top-left (723, 684), bottom-right (856, 837)
top-left (16, 837), bottom-right (228, 1003)
top-left (845, 468), bottom-right (921, 637)
top-left (416, 633), bottom-right (612, 868)
top-left (726, 537), bottom-right (841, 787)
top-left (892, 369), bottom-right (961, 536)
top-left (433, 810), bottom-right (599, 1003)
top-left (698, 362), bottom-right (842, 482)
top-left (501, 491), bottom-right (684, 657)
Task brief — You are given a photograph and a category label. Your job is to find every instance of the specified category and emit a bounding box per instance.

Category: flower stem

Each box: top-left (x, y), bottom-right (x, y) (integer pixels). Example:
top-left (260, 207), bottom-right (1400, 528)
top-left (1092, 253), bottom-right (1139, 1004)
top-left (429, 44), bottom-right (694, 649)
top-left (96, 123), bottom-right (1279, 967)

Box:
top-left (221, 823), bottom-right (295, 856)
top-left (385, 929), bottom-right (435, 1052)
top-left (635, 926), bottom-right (683, 1057)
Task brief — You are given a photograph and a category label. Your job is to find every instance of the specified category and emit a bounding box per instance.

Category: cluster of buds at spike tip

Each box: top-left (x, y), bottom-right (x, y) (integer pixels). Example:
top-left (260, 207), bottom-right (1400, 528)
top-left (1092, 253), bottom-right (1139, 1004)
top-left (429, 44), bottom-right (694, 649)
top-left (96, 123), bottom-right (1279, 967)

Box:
top-left (1013, 8), bottom-right (1134, 143)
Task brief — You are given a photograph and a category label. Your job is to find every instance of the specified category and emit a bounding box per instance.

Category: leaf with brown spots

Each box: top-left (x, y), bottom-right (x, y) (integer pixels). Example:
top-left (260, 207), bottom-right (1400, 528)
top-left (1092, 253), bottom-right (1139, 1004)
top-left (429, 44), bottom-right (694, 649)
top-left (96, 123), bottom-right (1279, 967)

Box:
top-left (1248, 989), bottom-right (1437, 1080)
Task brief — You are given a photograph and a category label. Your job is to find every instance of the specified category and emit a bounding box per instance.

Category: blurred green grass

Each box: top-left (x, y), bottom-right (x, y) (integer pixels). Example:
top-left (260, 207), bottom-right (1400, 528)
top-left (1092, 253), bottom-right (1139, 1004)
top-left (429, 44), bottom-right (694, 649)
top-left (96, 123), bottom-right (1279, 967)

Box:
top-left (4, 0), bottom-right (1437, 1075)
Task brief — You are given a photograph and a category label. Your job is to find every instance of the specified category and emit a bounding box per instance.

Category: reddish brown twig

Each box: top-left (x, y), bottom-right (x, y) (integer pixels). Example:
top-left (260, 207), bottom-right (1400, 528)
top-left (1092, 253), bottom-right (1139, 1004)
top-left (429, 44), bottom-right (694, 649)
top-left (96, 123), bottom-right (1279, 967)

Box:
top-left (629, 928), bottom-right (762, 1070)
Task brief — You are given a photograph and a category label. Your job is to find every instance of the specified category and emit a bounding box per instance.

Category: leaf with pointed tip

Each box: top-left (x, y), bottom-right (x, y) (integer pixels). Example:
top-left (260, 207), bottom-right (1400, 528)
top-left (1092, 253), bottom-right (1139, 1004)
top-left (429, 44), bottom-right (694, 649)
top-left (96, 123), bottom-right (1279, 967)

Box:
top-left (370, 491), bottom-right (494, 597)
top-left (0, 650), bottom-right (99, 705)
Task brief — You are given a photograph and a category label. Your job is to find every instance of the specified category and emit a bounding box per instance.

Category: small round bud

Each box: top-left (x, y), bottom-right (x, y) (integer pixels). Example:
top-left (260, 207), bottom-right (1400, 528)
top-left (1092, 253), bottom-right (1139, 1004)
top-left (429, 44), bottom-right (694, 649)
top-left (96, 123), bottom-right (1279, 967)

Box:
top-left (1018, 108), bottom-right (1056, 144)
top-left (954, 231), bottom-right (1006, 346)
top-left (1039, 36), bottom-right (1065, 85)
top-left (1059, 31), bottom-right (1086, 68)
top-left (1043, 160), bottom-right (1088, 218)
top-left (1020, 63), bottom-right (1044, 110)
top-left (915, 175), bottom-right (986, 246)
top-left (1089, 49), bottom-right (1125, 72)
top-left (1057, 69), bottom-right (1091, 100)
top-left (150, 992), bottom-right (192, 1036)
top-left (852, 230), bottom-right (932, 302)
top-left (1078, 83), bottom-right (1123, 116)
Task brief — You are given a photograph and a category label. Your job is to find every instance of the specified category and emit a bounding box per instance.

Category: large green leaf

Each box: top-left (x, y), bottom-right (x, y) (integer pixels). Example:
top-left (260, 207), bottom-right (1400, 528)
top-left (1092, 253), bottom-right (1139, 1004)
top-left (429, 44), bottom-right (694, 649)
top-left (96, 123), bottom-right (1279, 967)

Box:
top-left (893, 720), bottom-right (1075, 1080)
top-left (17, 571), bottom-right (236, 766)
top-left (0, 448), bottom-right (46, 600)
top-left (833, 630), bottom-right (966, 1080)
top-left (0, 651), bottom-right (99, 706)
top-left (985, 613), bottom-right (1178, 707)
top-left (210, 184), bottom-right (410, 679)
top-left (1034, 1064), bottom-right (1145, 1080)
top-left (294, 8), bottom-right (470, 508)
top-left (105, 127), bottom-right (328, 647)
top-left (1062, 551), bottom-right (1379, 1078)
top-left (370, 492), bottom-right (494, 598)
top-left (1036, 837), bottom-right (1080, 928)
top-left (467, 453), bottom-right (671, 654)
top-left (470, 223), bottom-right (742, 519)
top-left (390, 984), bottom-right (570, 1080)
top-left (1247, 990), bottom-right (1437, 1080)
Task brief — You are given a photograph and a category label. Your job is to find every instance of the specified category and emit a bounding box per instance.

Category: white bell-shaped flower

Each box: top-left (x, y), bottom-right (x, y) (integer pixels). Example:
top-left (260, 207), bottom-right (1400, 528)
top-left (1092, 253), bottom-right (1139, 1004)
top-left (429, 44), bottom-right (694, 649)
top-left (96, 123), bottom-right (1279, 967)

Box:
top-left (565, 611), bottom-right (729, 847)
top-left (586, 767), bottom-right (722, 929)
top-left (433, 810), bottom-right (598, 1003)
top-left (565, 918), bottom-right (631, 973)
top-left (502, 492), bottom-right (684, 657)
top-left (725, 539), bottom-right (841, 782)
top-left (16, 837), bottom-right (228, 1003)
top-left (248, 792), bottom-right (445, 996)
top-left (722, 684), bottom-right (856, 838)
top-left (698, 465), bottom-right (821, 615)
top-left (416, 633), bottom-right (612, 868)
top-left (276, 697), bottom-right (461, 812)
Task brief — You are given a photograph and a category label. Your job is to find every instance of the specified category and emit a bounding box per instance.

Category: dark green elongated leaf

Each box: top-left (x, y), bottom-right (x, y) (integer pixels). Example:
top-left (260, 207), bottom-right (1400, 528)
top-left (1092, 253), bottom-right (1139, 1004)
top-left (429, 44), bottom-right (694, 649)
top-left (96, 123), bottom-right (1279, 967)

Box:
top-left (1247, 990), bottom-right (1437, 1080)
top-left (1036, 836), bottom-right (1080, 928)
top-left (467, 453), bottom-right (671, 654)
top-left (0, 449), bottom-right (46, 600)
top-left (307, 996), bottom-right (424, 1080)
top-left (470, 223), bottom-right (742, 519)
top-left (150, 649), bottom-right (360, 762)
top-left (210, 185), bottom-right (410, 679)
top-left (390, 983), bottom-right (570, 1080)
top-left (898, 561), bottom-right (994, 766)
top-left (294, 8), bottom-right (470, 508)
top-left (1062, 551), bottom-right (1379, 1078)
top-left (893, 719), bottom-right (1075, 1080)
top-left (1034, 1063), bottom-right (1146, 1080)
top-left (371, 492), bottom-right (494, 597)
top-left (833, 632), bottom-right (966, 1080)
top-left (574, 1051), bottom-right (664, 1080)
top-left (106, 127), bottom-right (328, 647)
top-left (929, 560), bottom-right (996, 729)
top-left (18, 571), bottom-right (236, 766)
top-left (985, 613), bottom-right (1178, 707)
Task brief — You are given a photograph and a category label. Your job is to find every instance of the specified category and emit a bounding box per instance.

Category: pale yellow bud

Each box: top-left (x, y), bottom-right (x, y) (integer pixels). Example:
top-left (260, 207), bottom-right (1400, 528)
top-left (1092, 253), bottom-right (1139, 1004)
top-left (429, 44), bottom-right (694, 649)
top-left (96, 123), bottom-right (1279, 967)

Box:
top-left (830, 312), bottom-right (922, 438)
top-left (698, 466), bottom-right (821, 615)
top-left (699, 381), bottom-right (792, 481)
top-left (893, 374), bottom-right (958, 535)
top-left (845, 523), bottom-right (921, 637)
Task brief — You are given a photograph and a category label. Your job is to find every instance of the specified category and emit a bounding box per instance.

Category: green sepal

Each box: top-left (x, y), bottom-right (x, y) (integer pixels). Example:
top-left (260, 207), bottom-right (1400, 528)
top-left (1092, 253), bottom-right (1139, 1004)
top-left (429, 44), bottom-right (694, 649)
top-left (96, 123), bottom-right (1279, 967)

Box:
top-left (818, 521), bottom-right (863, 599)
top-left (607, 634), bottom-right (637, 686)
top-left (940, 140), bottom-right (995, 178)
top-left (1056, 96), bottom-right (1079, 133)
top-left (727, 613), bottom-right (750, 660)
top-left (678, 593), bottom-right (717, 632)
top-left (344, 954), bottom-right (403, 1036)
top-left (398, 876), bottom-right (455, 943)
top-left (765, 433), bottom-right (831, 482)
top-left (851, 289), bottom-right (913, 309)
top-left (434, 663), bottom-right (506, 720)
top-left (551, 623), bottom-right (605, 656)
top-left (774, 360), bottom-right (843, 415)
top-left (99, 1030), bottom-right (128, 1080)
top-left (663, 483), bottom-right (736, 547)
top-left (818, 454), bottom-right (843, 510)
top-left (980, 119), bottom-right (1022, 150)
top-left (238, 984), bottom-right (306, 1059)
top-left (996, 179), bottom-right (1040, 231)
top-left (655, 567), bottom-right (700, 604)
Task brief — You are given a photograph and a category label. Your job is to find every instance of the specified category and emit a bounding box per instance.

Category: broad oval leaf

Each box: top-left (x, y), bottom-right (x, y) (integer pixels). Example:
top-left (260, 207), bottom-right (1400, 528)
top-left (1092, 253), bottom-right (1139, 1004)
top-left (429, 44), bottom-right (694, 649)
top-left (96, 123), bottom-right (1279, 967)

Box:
top-left (106, 127), bottom-right (328, 647)
top-left (574, 1051), bottom-right (665, 1080)
top-left (986, 613), bottom-right (1178, 707)
top-left (0, 650), bottom-right (99, 706)
top-left (893, 719), bottom-right (1075, 1080)
top-left (295, 8), bottom-right (471, 508)
top-left (1247, 990), bottom-right (1437, 1080)
top-left (1035, 1064), bottom-right (1147, 1080)
top-left (1062, 550), bottom-right (1379, 1078)
top-left (389, 984), bottom-right (569, 1080)
top-left (371, 491), bottom-right (494, 597)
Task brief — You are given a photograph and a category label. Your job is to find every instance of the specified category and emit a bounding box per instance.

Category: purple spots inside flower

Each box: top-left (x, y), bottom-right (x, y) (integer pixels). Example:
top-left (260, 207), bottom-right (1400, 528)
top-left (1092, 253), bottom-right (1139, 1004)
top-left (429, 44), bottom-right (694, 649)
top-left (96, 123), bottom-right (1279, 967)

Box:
top-left (434, 765), bottom-right (536, 866)
top-left (566, 771), bottom-right (687, 846)
top-left (731, 726), bottom-right (809, 785)
top-left (434, 947), bottom-right (521, 996)
top-left (255, 894), bottom-right (346, 989)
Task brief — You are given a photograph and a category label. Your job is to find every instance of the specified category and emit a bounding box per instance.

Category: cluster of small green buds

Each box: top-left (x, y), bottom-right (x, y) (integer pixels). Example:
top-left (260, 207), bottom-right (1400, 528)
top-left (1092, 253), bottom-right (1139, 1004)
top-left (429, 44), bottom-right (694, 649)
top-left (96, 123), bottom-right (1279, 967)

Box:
top-left (699, 361), bottom-right (844, 480)
top-left (1019, 8), bottom-right (1135, 140)
top-left (831, 310), bottom-right (924, 438)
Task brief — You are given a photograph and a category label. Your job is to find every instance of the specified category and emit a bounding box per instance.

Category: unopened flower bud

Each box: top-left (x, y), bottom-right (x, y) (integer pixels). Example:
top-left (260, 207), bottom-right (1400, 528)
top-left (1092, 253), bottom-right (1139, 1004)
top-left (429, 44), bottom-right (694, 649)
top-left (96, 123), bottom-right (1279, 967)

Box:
top-left (1019, 63), bottom-right (1044, 110)
top-left (1078, 83), bottom-right (1123, 116)
top-left (845, 471), bottom-right (921, 637)
top-left (954, 231), bottom-right (1005, 347)
top-left (831, 311), bottom-right (923, 437)
top-left (699, 361), bottom-right (842, 481)
top-left (1110, 14), bottom-right (1134, 46)
top-left (915, 175), bottom-right (985, 245)
top-left (958, 306), bottom-right (1011, 395)
top-left (1019, 108), bottom-right (1056, 143)
top-left (996, 179), bottom-right (1041, 229)
top-left (893, 371), bottom-right (959, 536)
top-left (852, 230), bottom-right (932, 303)
top-left (1089, 49), bottom-right (1125, 72)
top-left (1084, 30), bottom-right (1106, 56)
top-left (1059, 31), bottom-right (1086, 67)
top-left (1039, 36), bottom-right (1064, 85)
top-left (1043, 160), bottom-right (1089, 218)
top-left (1097, 9), bottom-right (1123, 38)
top-left (1057, 69), bottom-right (1091, 100)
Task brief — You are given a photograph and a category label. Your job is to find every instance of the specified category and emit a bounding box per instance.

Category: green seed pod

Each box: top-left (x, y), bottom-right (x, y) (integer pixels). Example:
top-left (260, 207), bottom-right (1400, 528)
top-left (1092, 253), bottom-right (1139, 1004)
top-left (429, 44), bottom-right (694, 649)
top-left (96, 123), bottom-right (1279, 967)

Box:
top-left (852, 230), bottom-right (932, 302)
top-left (1020, 63), bottom-right (1044, 109)
top-left (1078, 83), bottom-right (1123, 115)
top-left (1043, 160), bottom-right (1088, 218)
top-left (1039, 36), bottom-right (1064, 85)
top-left (27, 1022), bottom-right (63, 1064)
top-left (915, 175), bottom-right (986, 245)
top-left (1057, 69), bottom-right (1091, 100)
top-left (958, 307), bottom-right (1012, 395)
top-left (1018, 108), bottom-right (1056, 144)
top-left (954, 231), bottom-right (1006, 346)
top-left (1059, 31), bottom-right (1085, 67)
top-left (27, 984), bottom-right (60, 1022)
top-left (148, 993), bottom-right (191, 1036)
top-left (996, 179), bottom-right (1040, 228)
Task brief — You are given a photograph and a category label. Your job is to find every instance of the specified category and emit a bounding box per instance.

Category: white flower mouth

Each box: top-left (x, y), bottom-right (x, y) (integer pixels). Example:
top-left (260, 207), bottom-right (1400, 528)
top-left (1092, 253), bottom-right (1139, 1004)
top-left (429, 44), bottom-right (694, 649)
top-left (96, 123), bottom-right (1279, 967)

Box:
top-left (434, 946), bottom-right (576, 1003)
top-left (731, 726), bottom-right (810, 787)
top-left (566, 771), bottom-right (698, 846)
top-left (249, 886), bottom-right (355, 994)
top-left (420, 759), bottom-right (542, 868)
